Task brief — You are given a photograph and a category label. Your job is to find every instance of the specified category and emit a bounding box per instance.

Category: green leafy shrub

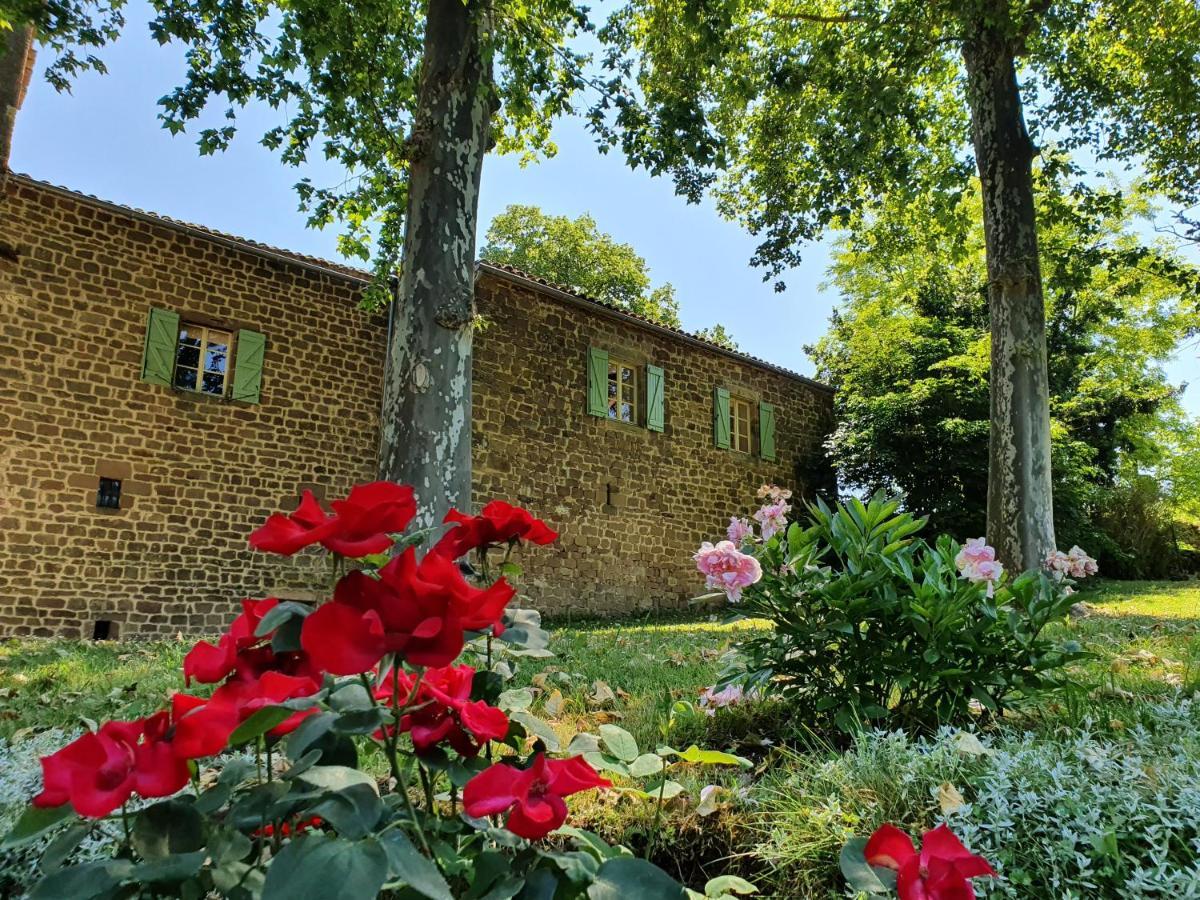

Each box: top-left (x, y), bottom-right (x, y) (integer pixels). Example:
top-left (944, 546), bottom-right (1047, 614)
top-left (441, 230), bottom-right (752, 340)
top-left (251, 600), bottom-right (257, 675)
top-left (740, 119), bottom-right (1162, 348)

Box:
top-left (724, 494), bottom-right (1087, 731)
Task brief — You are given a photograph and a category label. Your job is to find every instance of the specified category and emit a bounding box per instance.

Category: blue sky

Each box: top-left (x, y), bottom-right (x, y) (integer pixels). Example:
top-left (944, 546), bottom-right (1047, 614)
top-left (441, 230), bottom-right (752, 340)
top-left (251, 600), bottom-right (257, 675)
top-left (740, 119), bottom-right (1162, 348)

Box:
top-left (11, 4), bottom-right (1198, 412)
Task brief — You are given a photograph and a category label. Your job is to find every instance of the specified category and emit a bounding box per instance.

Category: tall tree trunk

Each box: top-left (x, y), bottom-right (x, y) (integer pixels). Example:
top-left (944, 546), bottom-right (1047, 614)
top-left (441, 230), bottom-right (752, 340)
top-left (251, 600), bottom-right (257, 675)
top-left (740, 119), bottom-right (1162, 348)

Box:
top-left (379, 0), bottom-right (492, 527)
top-left (962, 13), bottom-right (1056, 572)
top-left (0, 24), bottom-right (35, 171)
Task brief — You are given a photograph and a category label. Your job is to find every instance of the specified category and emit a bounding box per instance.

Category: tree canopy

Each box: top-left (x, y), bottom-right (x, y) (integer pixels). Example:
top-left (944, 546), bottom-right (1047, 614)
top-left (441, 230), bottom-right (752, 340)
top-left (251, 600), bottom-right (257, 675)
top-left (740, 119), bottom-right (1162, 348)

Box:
top-left (481, 204), bottom-right (682, 326)
top-left (812, 164), bottom-right (1200, 572)
top-left (598, 0), bottom-right (1200, 282)
top-left (481, 203), bottom-right (740, 346)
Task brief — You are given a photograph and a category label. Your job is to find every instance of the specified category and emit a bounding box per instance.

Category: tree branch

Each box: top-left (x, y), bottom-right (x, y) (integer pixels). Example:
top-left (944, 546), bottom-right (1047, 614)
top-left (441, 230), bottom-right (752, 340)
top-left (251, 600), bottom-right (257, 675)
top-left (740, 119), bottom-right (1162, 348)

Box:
top-left (770, 11), bottom-right (864, 24)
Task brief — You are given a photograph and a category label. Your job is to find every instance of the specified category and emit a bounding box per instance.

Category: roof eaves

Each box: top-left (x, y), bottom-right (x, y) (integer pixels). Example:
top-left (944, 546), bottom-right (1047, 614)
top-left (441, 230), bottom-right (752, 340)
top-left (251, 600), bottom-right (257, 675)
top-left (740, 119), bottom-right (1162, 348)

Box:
top-left (475, 260), bottom-right (833, 393)
top-left (8, 172), bottom-right (374, 284)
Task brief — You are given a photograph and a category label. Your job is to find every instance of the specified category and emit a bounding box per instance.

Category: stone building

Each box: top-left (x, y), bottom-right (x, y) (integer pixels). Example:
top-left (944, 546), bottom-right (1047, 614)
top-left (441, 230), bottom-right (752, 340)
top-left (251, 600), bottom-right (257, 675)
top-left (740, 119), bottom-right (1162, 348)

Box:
top-left (0, 173), bottom-right (834, 638)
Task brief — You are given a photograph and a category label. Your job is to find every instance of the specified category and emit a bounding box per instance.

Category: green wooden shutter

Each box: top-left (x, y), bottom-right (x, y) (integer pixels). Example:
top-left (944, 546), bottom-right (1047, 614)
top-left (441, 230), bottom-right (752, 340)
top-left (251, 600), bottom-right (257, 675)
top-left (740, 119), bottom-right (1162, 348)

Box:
top-left (713, 386), bottom-right (730, 449)
top-left (586, 347), bottom-right (609, 417)
top-left (231, 329), bottom-right (266, 403)
top-left (759, 401), bottom-right (776, 461)
top-left (140, 307), bottom-right (180, 387)
top-left (645, 364), bottom-right (665, 432)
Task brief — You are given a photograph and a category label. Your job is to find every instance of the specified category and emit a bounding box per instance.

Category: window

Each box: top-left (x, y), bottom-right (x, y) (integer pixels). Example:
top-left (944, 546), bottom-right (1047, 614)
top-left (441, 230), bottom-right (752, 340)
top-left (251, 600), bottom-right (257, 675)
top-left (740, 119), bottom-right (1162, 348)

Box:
top-left (96, 477), bottom-right (121, 509)
top-left (174, 324), bottom-right (232, 396)
top-left (607, 358), bottom-right (638, 424)
top-left (730, 396), bottom-right (753, 453)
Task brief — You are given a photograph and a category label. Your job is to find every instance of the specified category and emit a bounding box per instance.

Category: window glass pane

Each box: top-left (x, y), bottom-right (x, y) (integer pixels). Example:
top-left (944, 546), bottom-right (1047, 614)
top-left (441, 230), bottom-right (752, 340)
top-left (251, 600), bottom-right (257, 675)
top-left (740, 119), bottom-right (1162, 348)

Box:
top-left (176, 329), bottom-right (201, 370)
top-left (620, 366), bottom-right (634, 385)
top-left (621, 402), bottom-right (633, 423)
top-left (201, 371), bottom-right (225, 395)
top-left (174, 367), bottom-right (197, 391)
top-left (607, 399), bottom-right (618, 419)
top-left (204, 334), bottom-right (230, 373)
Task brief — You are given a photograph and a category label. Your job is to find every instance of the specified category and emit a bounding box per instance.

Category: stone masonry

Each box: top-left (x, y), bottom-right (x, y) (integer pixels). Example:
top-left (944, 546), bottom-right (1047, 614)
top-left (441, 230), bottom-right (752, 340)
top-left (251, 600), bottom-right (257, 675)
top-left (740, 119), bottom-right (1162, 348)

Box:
top-left (0, 174), bottom-right (834, 637)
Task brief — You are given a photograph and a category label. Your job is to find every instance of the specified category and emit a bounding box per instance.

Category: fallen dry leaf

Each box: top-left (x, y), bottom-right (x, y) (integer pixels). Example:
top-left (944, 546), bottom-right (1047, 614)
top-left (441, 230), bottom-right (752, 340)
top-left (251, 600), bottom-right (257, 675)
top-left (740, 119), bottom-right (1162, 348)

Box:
top-left (543, 690), bottom-right (565, 718)
top-left (953, 732), bottom-right (993, 757)
top-left (697, 785), bottom-right (727, 817)
top-left (588, 680), bottom-right (617, 707)
top-left (937, 782), bottom-right (965, 815)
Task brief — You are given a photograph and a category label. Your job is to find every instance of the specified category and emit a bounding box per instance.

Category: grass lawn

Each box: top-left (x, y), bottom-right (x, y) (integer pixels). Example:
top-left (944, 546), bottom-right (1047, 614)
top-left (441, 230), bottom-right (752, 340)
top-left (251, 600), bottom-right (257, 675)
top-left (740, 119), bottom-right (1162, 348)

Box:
top-left (1, 580), bottom-right (1196, 896)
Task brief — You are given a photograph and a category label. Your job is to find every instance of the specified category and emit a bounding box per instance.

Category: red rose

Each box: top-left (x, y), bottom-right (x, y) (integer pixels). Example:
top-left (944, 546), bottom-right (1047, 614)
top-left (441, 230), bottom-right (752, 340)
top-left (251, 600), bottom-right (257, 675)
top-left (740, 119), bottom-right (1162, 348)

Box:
top-left (34, 712), bottom-right (192, 818)
top-left (301, 548), bottom-right (516, 675)
top-left (374, 664), bottom-right (509, 756)
top-left (865, 823), bottom-right (996, 900)
top-left (184, 597), bottom-right (277, 684)
top-left (183, 597), bottom-right (322, 688)
top-left (171, 670), bottom-right (322, 759)
top-left (249, 481), bottom-right (416, 557)
top-left (431, 500), bottom-right (558, 560)
top-left (463, 753), bottom-right (610, 840)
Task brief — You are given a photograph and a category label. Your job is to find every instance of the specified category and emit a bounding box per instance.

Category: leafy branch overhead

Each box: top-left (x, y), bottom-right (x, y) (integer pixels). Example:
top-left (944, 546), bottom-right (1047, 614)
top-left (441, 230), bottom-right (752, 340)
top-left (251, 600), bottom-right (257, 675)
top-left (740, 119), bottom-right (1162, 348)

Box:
top-left (593, 0), bottom-right (1200, 285)
top-left (140, 0), bottom-right (594, 300)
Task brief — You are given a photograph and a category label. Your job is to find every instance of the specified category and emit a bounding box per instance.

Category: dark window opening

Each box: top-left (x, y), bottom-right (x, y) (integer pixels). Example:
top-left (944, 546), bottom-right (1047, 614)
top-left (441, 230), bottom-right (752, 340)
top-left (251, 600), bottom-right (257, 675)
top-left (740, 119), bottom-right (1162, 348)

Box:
top-left (92, 619), bottom-right (116, 640)
top-left (97, 477), bottom-right (122, 509)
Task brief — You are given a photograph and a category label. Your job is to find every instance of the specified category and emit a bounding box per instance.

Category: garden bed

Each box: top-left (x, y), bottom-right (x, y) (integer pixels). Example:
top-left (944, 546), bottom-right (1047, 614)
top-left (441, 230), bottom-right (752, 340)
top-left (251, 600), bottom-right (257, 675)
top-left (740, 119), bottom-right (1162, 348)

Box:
top-left (1, 580), bottom-right (1197, 897)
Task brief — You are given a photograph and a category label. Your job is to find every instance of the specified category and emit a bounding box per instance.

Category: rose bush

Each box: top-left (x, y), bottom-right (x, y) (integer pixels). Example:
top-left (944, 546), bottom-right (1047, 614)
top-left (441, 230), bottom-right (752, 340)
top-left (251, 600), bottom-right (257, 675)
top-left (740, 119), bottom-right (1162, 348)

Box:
top-left (5, 483), bottom-right (744, 900)
top-left (699, 490), bottom-right (1095, 731)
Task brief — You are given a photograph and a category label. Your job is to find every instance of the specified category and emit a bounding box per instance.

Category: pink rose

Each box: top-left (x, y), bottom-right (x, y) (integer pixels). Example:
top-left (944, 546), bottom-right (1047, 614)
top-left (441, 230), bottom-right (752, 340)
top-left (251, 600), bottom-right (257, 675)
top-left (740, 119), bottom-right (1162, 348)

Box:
top-left (698, 683), bottom-right (751, 715)
top-left (694, 540), bottom-right (763, 602)
top-left (727, 516), bottom-right (755, 545)
top-left (963, 558), bottom-right (1004, 597)
top-left (1044, 550), bottom-right (1072, 579)
top-left (756, 483), bottom-right (793, 503)
top-left (1067, 545), bottom-right (1098, 578)
top-left (753, 501), bottom-right (789, 541)
top-left (955, 537), bottom-right (995, 572)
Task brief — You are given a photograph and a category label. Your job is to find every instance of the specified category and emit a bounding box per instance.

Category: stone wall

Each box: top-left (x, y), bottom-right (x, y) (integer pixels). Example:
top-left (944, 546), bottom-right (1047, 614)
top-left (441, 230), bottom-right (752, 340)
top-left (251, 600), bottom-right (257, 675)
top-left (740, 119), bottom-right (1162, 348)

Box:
top-left (0, 175), bottom-right (834, 637)
top-left (472, 267), bottom-right (835, 617)
top-left (0, 176), bottom-right (385, 637)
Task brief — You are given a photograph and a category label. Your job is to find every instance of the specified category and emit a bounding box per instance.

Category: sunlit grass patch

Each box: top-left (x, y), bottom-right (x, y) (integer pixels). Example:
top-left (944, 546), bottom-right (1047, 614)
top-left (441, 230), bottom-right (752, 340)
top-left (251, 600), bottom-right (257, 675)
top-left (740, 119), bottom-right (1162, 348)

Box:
top-left (0, 639), bottom-right (189, 740)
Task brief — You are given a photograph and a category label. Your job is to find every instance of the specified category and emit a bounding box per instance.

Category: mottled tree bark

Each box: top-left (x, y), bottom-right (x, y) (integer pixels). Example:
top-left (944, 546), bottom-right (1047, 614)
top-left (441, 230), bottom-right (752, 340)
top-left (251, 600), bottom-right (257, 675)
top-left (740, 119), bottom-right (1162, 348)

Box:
top-left (379, 0), bottom-right (492, 526)
top-left (0, 24), bottom-right (35, 171)
top-left (962, 11), bottom-right (1056, 571)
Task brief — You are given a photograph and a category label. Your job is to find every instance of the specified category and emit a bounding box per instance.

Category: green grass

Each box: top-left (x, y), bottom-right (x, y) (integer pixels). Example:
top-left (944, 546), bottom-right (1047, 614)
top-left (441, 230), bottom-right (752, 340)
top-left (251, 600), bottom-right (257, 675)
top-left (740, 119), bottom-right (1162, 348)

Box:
top-left (0, 639), bottom-right (189, 741)
top-left (1033, 580), bottom-right (1200, 728)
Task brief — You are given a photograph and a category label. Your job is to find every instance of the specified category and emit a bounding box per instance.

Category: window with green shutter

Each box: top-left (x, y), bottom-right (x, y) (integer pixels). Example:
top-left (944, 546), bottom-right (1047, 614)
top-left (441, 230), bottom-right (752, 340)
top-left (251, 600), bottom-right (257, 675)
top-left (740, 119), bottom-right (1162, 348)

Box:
top-left (645, 364), bottom-right (665, 432)
top-left (759, 401), bottom-right (776, 460)
top-left (586, 346), bottom-right (609, 417)
top-left (140, 307), bottom-right (180, 387)
top-left (231, 329), bottom-right (266, 404)
top-left (713, 387), bottom-right (731, 449)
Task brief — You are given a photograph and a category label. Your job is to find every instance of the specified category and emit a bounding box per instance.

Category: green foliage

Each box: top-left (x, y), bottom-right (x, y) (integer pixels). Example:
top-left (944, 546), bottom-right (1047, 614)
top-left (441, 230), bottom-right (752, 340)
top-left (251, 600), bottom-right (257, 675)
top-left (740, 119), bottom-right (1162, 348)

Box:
top-left (809, 168), bottom-right (1200, 567)
top-left (5, 0), bottom-right (603, 299)
top-left (595, 0), bottom-right (1200, 285)
top-left (730, 494), bottom-right (1087, 731)
top-left (0, 0), bottom-right (126, 91)
top-left (693, 324), bottom-right (739, 351)
top-left (482, 204), bottom-right (683, 327)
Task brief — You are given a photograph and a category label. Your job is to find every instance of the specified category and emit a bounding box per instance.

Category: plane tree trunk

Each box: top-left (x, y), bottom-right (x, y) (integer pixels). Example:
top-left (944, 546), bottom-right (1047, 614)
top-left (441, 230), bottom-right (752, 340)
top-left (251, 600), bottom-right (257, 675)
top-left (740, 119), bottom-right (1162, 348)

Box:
top-left (379, 0), bottom-right (492, 526)
top-left (961, 7), bottom-right (1056, 571)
